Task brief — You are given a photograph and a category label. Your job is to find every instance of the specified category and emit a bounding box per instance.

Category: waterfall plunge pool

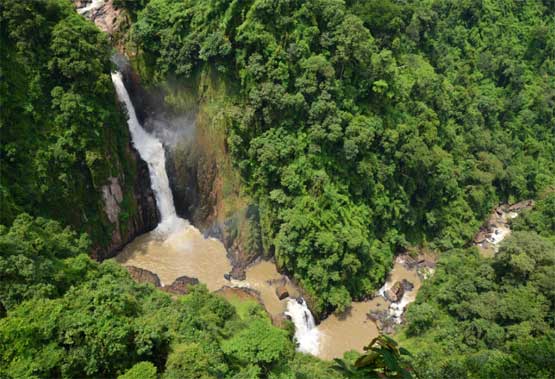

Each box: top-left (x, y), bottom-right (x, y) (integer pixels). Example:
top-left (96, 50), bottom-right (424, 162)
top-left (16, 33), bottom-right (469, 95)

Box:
top-left (111, 71), bottom-right (425, 361)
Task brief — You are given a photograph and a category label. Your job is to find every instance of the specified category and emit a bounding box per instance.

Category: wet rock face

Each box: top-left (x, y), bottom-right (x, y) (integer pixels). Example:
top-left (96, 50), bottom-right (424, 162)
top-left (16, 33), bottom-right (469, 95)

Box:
top-left (101, 177), bottom-right (124, 224)
top-left (168, 145), bottom-right (219, 230)
top-left (126, 266), bottom-right (161, 287)
top-left (162, 276), bottom-right (200, 295)
top-left (401, 279), bottom-right (414, 292)
top-left (73, 0), bottom-right (121, 35)
top-left (91, 144), bottom-right (159, 260)
top-left (386, 281), bottom-right (405, 303)
top-left (275, 286), bottom-right (289, 300)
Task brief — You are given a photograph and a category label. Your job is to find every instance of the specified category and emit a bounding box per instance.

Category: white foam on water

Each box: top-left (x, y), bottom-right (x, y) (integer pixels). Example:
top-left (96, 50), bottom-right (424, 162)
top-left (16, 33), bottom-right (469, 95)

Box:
top-left (285, 298), bottom-right (321, 356)
top-left (77, 0), bottom-right (104, 15)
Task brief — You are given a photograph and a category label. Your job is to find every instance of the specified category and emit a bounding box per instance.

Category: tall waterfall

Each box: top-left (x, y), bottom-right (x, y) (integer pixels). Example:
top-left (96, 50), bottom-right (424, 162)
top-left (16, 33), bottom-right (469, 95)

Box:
top-left (111, 72), bottom-right (186, 234)
top-left (285, 298), bottom-right (321, 355)
top-left (112, 71), bottom-right (323, 356)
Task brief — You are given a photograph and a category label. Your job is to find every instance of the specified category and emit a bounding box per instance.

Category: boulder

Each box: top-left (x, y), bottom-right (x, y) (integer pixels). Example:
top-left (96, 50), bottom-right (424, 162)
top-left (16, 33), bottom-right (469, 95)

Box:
top-left (401, 279), bottom-right (414, 292)
top-left (271, 314), bottom-right (290, 328)
top-left (126, 266), bottom-right (161, 287)
top-left (473, 230), bottom-right (489, 244)
top-left (162, 276), bottom-right (200, 295)
top-left (399, 254), bottom-right (418, 269)
top-left (508, 200), bottom-right (534, 212)
top-left (417, 258), bottom-right (436, 269)
top-left (367, 309), bottom-right (389, 323)
top-left (386, 281), bottom-right (405, 303)
top-left (215, 286), bottom-right (261, 303)
top-left (230, 266), bottom-right (246, 281)
top-left (275, 286), bottom-right (289, 300)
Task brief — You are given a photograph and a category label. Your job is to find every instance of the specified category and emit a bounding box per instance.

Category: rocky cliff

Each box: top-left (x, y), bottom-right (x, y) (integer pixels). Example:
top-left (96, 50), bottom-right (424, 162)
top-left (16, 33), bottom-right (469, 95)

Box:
top-left (91, 143), bottom-right (159, 260)
top-left (73, 0), bottom-right (262, 271)
top-left (68, 0), bottom-right (159, 260)
top-left (123, 67), bottom-right (264, 279)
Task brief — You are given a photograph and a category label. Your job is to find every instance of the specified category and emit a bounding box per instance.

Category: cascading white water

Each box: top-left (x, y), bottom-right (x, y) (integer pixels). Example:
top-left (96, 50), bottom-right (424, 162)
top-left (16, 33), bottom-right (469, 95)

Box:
top-left (111, 72), bottom-right (186, 234)
top-left (77, 0), bottom-right (105, 15)
top-left (285, 298), bottom-right (321, 356)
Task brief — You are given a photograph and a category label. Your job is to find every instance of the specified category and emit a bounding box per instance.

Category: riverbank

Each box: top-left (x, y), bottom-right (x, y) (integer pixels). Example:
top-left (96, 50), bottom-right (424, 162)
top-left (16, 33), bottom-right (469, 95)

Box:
top-left (473, 200), bottom-right (534, 257)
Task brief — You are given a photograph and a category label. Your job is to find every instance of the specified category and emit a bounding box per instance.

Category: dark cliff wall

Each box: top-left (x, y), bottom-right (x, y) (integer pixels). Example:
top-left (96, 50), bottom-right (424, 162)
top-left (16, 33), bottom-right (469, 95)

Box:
top-left (123, 65), bottom-right (264, 278)
top-left (90, 142), bottom-right (159, 260)
top-left (72, 0), bottom-right (263, 270)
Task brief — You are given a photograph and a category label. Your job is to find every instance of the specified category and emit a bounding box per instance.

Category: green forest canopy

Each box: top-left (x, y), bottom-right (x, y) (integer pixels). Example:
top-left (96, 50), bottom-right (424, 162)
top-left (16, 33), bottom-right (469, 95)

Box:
top-left (1, 0), bottom-right (554, 378)
top-left (0, 0), bottom-right (143, 249)
top-left (401, 193), bottom-right (555, 378)
top-left (127, 0), bottom-right (555, 313)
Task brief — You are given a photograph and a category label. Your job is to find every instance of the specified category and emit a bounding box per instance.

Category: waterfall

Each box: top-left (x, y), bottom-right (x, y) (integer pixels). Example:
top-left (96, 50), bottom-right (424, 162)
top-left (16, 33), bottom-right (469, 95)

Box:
top-left (285, 298), bottom-right (321, 355)
top-left (111, 72), bottom-right (186, 234)
top-left (77, 0), bottom-right (105, 15)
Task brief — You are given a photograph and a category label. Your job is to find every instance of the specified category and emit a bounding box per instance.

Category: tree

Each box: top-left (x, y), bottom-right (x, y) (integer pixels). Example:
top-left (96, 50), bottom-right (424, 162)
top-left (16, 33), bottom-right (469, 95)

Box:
top-left (334, 335), bottom-right (414, 379)
top-left (118, 362), bottom-right (157, 379)
top-left (223, 319), bottom-right (294, 373)
top-left (0, 214), bottom-right (90, 309)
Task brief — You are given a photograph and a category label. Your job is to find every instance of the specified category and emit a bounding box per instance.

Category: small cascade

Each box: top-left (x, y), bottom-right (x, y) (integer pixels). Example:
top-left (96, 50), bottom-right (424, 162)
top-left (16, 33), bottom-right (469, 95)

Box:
top-left (77, 0), bottom-right (104, 15)
top-left (377, 280), bottom-right (390, 298)
top-left (285, 298), bottom-right (321, 356)
top-left (377, 256), bottom-right (425, 324)
top-left (111, 72), bottom-right (187, 235)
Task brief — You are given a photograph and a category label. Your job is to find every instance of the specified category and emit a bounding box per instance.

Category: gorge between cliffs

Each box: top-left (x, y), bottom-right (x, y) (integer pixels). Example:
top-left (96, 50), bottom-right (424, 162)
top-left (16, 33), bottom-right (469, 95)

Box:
top-left (110, 66), bottom-right (431, 360)
top-left (3, 1), bottom-right (553, 377)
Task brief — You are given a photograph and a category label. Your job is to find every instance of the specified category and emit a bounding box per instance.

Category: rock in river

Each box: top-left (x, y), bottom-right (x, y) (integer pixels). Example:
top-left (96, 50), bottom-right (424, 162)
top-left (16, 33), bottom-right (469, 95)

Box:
top-left (275, 286), bottom-right (289, 300)
top-left (162, 275), bottom-right (200, 295)
top-left (126, 266), bottom-right (161, 287)
top-left (386, 281), bottom-right (405, 303)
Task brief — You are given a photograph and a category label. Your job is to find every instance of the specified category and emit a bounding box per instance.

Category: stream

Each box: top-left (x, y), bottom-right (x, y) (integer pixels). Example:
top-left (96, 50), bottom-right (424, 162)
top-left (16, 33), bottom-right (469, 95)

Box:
top-left (111, 71), bottom-right (428, 360)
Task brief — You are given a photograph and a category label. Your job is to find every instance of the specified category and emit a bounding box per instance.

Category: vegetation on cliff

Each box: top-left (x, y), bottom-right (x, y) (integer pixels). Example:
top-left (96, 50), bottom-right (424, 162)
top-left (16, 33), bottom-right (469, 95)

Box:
top-left (126, 0), bottom-right (555, 313)
top-left (0, 0), bottom-right (154, 252)
top-left (1, 0), bottom-right (554, 378)
top-left (400, 192), bottom-right (555, 378)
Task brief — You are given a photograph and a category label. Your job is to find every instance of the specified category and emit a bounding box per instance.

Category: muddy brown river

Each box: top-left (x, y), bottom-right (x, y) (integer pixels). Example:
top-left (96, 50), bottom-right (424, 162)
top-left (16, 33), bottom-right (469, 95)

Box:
top-left (116, 229), bottom-right (423, 360)
top-left (113, 68), bottom-right (426, 360)
top-left (116, 224), bottom-right (231, 290)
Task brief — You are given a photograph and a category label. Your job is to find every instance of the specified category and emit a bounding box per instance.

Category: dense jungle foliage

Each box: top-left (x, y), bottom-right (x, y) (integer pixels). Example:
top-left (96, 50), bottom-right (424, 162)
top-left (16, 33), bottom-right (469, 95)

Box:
top-left (0, 1), bottom-right (406, 378)
top-left (401, 192), bottom-right (555, 378)
top-left (0, 215), bottom-right (346, 378)
top-left (126, 0), bottom-right (555, 313)
top-left (1, 0), bottom-right (554, 378)
top-left (0, 0), bottom-right (143, 249)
